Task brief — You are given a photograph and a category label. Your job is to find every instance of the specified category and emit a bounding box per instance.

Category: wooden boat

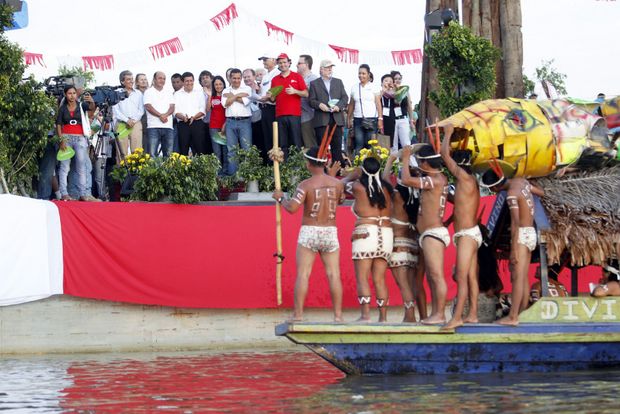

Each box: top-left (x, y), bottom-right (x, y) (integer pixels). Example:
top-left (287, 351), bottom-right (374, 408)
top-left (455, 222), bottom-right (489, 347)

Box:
top-left (276, 297), bottom-right (620, 375)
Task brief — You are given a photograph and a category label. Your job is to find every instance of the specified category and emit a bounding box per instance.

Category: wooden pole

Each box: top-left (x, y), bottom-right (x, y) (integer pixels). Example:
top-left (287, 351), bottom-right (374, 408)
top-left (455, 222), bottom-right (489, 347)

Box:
top-left (272, 121), bottom-right (283, 306)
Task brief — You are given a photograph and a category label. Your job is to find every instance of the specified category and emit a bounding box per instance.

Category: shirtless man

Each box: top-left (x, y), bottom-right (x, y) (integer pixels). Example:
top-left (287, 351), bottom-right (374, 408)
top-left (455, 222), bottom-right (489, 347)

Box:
top-left (440, 124), bottom-right (481, 330)
top-left (343, 156), bottom-right (393, 322)
top-left (481, 168), bottom-right (544, 326)
top-left (401, 144), bottom-right (449, 325)
top-left (272, 146), bottom-right (345, 322)
top-left (383, 153), bottom-right (419, 322)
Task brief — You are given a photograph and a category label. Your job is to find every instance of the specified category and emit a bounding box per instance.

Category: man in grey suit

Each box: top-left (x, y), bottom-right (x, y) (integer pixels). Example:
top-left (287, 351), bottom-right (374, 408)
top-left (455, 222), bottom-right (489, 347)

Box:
top-left (308, 60), bottom-right (348, 164)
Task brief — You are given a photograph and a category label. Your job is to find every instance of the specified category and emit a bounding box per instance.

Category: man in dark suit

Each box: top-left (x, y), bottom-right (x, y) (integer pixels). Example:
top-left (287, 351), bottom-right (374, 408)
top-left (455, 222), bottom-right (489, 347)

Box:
top-left (308, 60), bottom-right (348, 164)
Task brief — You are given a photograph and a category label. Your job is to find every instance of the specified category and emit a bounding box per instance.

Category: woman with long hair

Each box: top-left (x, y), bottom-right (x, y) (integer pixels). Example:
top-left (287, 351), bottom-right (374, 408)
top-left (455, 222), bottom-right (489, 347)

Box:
top-left (344, 156), bottom-right (393, 322)
top-left (55, 85), bottom-right (98, 201)
top-left (382, 153), bottom-right (424, 322)
top-left (347, 64), bottom-right (383, 155)
top-left (135, 73), bottom-right (149, 152)
top-left (209, 75), bottom-right (228, 174)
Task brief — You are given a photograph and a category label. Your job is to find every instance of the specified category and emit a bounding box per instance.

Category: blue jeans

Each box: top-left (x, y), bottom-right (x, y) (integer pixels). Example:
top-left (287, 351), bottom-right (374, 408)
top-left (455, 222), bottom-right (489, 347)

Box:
top-left (172, 121), bottom-right (179, 153)
top-left (147, 128), bottom-right (174, 157)
top-left (225, 118), bottom-right (252, 176)
top-left (353, 117), bottom-right (377, 154)
top-left (210, 128), bottom-right (229, 175)
top-left (68, 154), bottom-right (93, 199)
top-left (37, 140), bottom-right (58, 199)
top-left (59, 134), bottom-right (89, 197)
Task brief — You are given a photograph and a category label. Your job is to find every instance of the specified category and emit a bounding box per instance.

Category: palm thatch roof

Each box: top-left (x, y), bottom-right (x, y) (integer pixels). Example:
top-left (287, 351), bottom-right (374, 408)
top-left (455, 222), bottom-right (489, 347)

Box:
top-left (533, 166), bottom-right (620, 267)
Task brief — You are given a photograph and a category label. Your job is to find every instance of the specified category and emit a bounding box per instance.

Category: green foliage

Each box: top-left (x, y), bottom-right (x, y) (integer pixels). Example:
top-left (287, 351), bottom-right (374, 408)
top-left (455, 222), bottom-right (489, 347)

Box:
top-left (425, 21), bottom-right (501, 117)
top-left (58, 65), bottom-right (96, 88)
top-left (523, 73), bottom-right (535, 97)
top-left (130, 153), bottom-right (221, 204)
top-left (280, 146), bottom-right (311, 195)
top-left (533, 59), bottom-right (567, 95)
top-left (232, 145), bottom-right (273, 191)
top-left (0, 5), bottom-right (55, 194)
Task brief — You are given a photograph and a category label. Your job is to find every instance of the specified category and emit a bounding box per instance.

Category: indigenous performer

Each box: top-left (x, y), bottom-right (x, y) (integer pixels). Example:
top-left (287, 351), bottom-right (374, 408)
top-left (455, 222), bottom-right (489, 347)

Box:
top-left (481, 166), bottom-right (544, 326)
top-left (272, 146), bottom-right (345, 322)
top-left (440, 124), bottom-right (481, 330)
top-left (382, 153), bottom-right (421, 322)
top-left (343, 157), bottom-right (394, 322)
top-left (401, 143), bottom-right (449, 325)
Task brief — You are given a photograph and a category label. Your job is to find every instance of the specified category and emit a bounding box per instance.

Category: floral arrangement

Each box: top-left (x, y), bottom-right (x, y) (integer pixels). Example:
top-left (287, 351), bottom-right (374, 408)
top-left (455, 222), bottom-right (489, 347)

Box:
top-left (110, 148), bottom-right (151, 183)
top-left (353, 139), bottom-right (390, 166)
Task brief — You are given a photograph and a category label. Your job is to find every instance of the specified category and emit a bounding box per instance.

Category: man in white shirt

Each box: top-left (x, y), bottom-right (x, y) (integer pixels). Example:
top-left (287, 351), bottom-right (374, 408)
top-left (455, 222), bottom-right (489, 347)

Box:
top-left (222, 68), bottom-right (252, 176)
top-left (112, 70), bottom-right (145, 160)
top-left (143, 71), bottom-right (175, 157)
top-left (257, 51), bottom-right (279, 161)
top-left (173, 72), bottom-right (207, 156)
top-left (243, 68), bottom-right (265, 161)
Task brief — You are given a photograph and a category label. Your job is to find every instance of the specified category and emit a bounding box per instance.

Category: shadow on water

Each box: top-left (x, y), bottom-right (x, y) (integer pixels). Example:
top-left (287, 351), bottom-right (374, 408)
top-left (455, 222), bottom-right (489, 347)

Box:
top-left (2, 350), bottom-right (620, 413)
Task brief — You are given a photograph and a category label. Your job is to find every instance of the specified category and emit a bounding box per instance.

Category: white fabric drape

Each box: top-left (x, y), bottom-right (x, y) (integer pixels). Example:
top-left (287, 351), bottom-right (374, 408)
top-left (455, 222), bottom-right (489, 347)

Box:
top-left (0, 195), bottom-right (63, 306)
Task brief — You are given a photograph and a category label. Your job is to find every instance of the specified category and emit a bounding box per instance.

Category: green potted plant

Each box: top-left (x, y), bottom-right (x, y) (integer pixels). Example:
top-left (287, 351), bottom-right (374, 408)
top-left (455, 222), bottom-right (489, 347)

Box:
top-left (234, 145), bottom-right (267, 193)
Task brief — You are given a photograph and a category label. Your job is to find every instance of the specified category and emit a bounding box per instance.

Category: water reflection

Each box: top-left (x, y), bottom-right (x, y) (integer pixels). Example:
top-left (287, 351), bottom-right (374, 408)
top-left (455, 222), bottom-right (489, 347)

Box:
top-left (1, 351), bottom-right (620, 413)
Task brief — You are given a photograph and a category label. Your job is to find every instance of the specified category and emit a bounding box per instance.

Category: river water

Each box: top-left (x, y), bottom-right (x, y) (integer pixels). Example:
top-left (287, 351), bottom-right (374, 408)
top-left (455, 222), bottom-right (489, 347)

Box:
top-left (2, 350), bottom-right (620, 413)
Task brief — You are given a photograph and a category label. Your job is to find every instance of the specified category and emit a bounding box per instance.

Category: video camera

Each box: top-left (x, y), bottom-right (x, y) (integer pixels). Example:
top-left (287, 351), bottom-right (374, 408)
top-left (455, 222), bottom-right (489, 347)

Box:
top-left (43, 75), bottom-right (84, 100)
top-left (83, 86), bottom-right (128, 107)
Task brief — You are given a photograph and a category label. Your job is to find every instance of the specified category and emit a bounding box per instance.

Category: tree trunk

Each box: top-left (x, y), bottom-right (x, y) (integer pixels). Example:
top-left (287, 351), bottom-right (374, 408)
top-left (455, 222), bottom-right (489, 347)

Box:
top-left (499, 0), bottom-right (524, 97)
top-left (421, 0), bottom-right (524, 120)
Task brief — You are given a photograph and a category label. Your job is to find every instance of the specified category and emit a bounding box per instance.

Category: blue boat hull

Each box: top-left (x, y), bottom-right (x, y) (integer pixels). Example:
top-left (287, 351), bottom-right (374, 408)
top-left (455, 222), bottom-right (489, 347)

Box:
top-left (311, 342), bottom-right (620, 375)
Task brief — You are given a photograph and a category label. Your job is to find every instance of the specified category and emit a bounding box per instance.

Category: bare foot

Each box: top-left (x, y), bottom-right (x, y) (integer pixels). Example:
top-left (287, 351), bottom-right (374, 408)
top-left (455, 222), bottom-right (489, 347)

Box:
top-left (463, 316), bottom-right (479, 324)
top-left (334, 316), bottom-right (344, 323)
top-left (441, 318), bottom-right (463, 331)
top-left (402, 317), bottom-right (417, 323)
top-left (355, 316), bottom-right (372, 323)
top-left (286, 315), bottom-right (304, 323)
top-left (421, 315), bottom-right (446, 325)
top-left (495, 316), bottom-right (519, 326)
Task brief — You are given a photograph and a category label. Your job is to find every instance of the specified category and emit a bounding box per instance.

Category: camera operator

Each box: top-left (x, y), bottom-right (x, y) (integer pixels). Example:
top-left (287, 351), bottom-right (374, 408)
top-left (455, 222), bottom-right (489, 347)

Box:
top-left (112, 70), bottom-right (145, 162)
top-left (55, 85), bottom-right (99, 201)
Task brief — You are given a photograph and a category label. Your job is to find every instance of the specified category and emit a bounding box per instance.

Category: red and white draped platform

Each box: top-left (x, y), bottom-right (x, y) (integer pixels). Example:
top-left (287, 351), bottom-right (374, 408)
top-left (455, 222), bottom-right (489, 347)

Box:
top-left (0, 194), bottom-right (601, 308)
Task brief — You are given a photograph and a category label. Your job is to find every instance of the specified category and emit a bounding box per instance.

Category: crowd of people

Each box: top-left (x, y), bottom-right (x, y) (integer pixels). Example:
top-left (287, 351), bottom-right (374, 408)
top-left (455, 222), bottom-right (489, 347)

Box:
top-left (274, 130), bottom-right (545, 327)
top-left (37, 52), bottom-right (419, 201)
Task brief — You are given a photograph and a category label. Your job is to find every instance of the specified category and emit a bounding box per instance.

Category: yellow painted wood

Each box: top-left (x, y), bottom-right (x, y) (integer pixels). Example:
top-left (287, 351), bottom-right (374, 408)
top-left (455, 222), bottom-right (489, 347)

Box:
top-left (286, 331), bottom-right (620, 345)
top-left (520, 297), bottom-right (620, 323)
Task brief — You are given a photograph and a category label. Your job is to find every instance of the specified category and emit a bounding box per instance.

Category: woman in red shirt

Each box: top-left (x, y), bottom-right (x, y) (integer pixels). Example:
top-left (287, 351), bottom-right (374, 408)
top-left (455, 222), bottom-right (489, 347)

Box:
top-left (209, 76), bottom-right (228, 175)
top-left (55, 85), bottom-right (96, 201)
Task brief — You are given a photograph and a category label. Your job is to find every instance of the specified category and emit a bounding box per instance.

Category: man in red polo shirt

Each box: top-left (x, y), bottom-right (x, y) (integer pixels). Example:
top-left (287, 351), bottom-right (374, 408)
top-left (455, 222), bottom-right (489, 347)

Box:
top-left (268, 52), bottom-right (308, 157)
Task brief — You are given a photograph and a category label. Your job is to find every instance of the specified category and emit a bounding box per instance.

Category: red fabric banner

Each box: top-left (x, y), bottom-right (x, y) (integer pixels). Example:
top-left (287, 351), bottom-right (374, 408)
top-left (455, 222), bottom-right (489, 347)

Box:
top-left (264, 21), bottom-right (294, 44)
top-left (391, 49), bottom-right (423, 65)
top-left (82, 55), bottom-right (114, 71)
top-left (149, 37), bottom-right (184, 61)
top-left (23, 51), bottom-right (46, 67)
top-left (210, 3), bottom-right (238, 31)
top-left (56, 199), bottom-right (601, 309)
top-left (329, 44), bottom-right (359, 64)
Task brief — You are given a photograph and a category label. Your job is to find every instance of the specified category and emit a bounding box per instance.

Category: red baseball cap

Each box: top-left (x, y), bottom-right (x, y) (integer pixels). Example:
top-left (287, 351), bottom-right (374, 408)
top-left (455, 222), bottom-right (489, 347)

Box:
top-left (277, 53), bottom-right (290, 61)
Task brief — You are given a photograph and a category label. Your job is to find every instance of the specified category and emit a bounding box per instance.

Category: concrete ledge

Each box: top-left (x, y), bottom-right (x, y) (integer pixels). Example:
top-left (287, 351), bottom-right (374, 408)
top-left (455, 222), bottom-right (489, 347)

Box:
top-left (0, 296), bottom-right (370, 355)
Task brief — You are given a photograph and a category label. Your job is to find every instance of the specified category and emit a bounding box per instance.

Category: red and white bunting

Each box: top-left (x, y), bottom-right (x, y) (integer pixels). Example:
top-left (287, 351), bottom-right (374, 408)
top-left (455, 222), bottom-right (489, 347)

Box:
top-left (264, 20), bottom-right (294, 45)
top-left (210, 3), bottom-right (238, 31)
top-left (82, 55), bottom-right (115, 71)
top-left (391, 49), bottom-right (423, 65)
top-left (149, 37), bottom-right (184, 61)
top-left (23, 51), bottom-right (46, 67)
top-left (329, 44), bottom-right (359, 64)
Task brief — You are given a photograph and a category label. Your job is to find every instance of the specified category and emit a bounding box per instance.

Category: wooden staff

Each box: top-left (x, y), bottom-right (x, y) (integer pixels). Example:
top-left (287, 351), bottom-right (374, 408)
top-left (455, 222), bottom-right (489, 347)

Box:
top-left (272, 121), bottom-right (283, 306)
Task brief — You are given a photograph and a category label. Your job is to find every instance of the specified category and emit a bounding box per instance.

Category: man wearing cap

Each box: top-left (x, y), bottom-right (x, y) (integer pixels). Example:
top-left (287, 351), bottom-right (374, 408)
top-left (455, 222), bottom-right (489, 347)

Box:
top-left (268, 53), bottom-right (308, 157)
top-left (480, 167), bottom-right (544, 326)
top-left (401, 144), bottom-right (450, 325)
top-left (271, 146), bottom-right (345, 322)
top-left (309, 59), bottom-right (348, 164)
top-left (257, 52), bottom-right (280, 161)
top-left (297, 55), bottom-right (319, 148)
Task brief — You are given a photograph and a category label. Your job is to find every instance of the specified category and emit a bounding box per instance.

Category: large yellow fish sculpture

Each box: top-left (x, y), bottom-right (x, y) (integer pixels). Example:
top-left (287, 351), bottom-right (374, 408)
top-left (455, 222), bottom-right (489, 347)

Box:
top-left (437, 98), bottom-right (618, 178)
